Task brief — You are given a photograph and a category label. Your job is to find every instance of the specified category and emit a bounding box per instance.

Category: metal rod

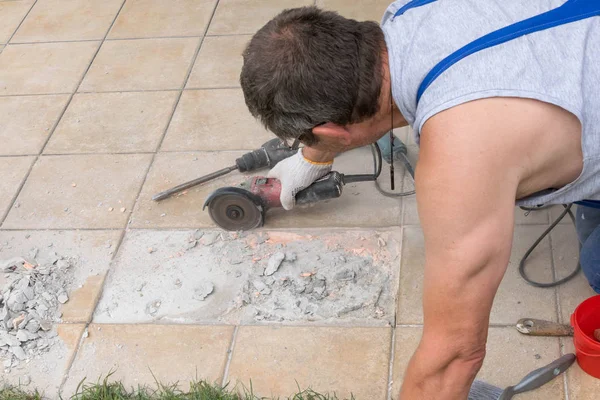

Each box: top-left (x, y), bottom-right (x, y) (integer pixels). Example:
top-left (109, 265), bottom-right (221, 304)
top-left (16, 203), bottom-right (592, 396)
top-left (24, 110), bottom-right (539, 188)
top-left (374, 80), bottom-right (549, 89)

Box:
top-left (152, 165), bottom-right (238, 201)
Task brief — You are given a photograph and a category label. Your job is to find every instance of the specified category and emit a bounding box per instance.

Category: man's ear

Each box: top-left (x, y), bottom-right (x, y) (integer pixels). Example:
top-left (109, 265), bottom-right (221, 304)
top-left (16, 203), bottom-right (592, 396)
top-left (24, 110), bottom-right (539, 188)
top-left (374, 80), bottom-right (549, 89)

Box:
top-left (312, 123), bottom-right (352, 146)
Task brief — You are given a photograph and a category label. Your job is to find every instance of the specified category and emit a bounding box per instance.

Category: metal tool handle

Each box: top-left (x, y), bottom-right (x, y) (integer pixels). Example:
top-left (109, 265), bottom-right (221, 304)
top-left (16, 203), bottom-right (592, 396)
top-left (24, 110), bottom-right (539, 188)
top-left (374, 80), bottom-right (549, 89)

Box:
top-left (295, 172), bottom-right (344, 205)
top-left (152, 166), bottom-right (237, 201)
top-left (498, 354), bottom-right (576, 400)
top-left (516, 318), bottom-right (574, 336)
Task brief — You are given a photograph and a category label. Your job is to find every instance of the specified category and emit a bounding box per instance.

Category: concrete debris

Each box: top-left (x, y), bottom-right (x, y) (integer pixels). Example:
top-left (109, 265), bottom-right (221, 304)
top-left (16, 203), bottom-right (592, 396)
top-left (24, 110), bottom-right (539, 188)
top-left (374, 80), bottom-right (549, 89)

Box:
top-left (193, 282), bottom-right (214, 301)
top-left (193, 230), bottom-right (204, 240)
top-left (285, 252), bottom-right (297, 262)
top-left (264, 252), bottom-right (285, 276)
top-left (145, 300), bottom-right (162, 316)
top-left (21, 375), bottom-right (31, 385)
top-left (201, 233), bottom-right (219, 246)
top-left (0, 250), bottom-right (74, 366)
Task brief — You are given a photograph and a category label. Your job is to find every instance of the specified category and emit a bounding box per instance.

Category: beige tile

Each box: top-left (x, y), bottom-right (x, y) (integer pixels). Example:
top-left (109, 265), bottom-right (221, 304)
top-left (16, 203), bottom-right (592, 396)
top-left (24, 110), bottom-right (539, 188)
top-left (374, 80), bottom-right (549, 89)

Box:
top-left (79, 38), bottom-right (198, 92)
top-left (0, 1), bottom-right (32, 43)
top-left (45, 91), bottom-right (178, 154)
top-left (109, 0), bottom-right (217, 39)
top-left (0, 156), bottom-right (34, 220)
top-left (562, 338), bottom-right (600, 399)
top-left (208, 0), bottom-right (313, 35)
top-left (552, 224), bottom-right (596, 324)
top-left (186, 35), bottom-right (250, 88)
top-left (0, 41), bottom-right (99, 95)
top-left (268, 147), bottom-right (403, 228)
top-left (228, 326), bottom-right (391, 399)
top-left (316, 0), bottom-right (392, 22)
top-left (2, 324), bottom-right (85, 398)
top-left (161, 89), bottom-right (272, 151)
top-left (0, 95), bottom-right (69, 155)
top-left (130, 151), bottom-right (249, 228)
top-left (12, 0), bottom-right (122, 43)
top-left (549, 204), bottom-right (576, 225)
top-left (397, 226), bottom-right (557, 324)
top-left (0, 230), bottom-right (119, 322)
top-left (391, 327), bottom-right (564, 400)
top-left (3, 154), bottom-right (152, 229)
top-left (62, 324), bottom-right (234, 397)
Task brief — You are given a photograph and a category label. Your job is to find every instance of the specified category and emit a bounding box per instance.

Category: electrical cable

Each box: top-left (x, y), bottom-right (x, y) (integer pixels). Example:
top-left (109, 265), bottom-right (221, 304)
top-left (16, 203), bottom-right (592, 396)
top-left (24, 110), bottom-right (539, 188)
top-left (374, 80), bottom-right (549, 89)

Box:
top-left (518, 204), bottom-right (581, 288)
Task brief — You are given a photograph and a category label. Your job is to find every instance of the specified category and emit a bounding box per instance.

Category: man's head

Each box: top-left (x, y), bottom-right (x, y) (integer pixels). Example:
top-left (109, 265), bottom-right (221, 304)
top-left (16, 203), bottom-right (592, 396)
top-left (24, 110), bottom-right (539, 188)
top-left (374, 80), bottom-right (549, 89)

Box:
top-left (240, 6), bottom-right (387, 149)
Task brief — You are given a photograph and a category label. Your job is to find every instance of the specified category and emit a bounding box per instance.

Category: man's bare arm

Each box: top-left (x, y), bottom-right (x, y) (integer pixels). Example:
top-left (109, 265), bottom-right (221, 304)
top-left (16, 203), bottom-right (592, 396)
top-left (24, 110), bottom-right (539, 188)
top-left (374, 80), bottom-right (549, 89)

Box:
top-left (400, 101), bottom-right (526, 399)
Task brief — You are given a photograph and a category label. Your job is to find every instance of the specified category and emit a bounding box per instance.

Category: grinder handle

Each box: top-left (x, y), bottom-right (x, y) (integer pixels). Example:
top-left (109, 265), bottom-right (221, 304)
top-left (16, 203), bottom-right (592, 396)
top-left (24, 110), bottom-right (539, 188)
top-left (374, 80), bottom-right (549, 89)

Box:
top-left (295, 172), bottom-right (344, 205)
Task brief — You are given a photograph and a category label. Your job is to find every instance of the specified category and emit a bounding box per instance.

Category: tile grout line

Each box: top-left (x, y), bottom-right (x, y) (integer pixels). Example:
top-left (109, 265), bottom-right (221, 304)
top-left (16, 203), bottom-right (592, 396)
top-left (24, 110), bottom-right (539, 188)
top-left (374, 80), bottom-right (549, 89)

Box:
top-left (221, 325), bottom-right (240, 386)
top-left (5, 0), bottom-right (38, 45)
top-left (386, 326), bottom-right (397, 400)
top-left (46, 1), bottom-right (129, 394)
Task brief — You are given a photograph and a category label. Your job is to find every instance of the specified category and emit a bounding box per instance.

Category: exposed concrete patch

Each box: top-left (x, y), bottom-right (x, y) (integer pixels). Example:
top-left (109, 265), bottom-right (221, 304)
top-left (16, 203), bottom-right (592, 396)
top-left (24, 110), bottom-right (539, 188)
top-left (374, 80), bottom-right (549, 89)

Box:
top-left (95, 229), bottom-right (401, 326)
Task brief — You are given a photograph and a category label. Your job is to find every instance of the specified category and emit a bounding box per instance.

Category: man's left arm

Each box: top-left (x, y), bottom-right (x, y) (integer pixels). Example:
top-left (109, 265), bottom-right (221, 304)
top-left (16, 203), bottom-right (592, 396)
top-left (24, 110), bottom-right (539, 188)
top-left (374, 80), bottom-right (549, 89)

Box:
top-left (399, 106), bottom-right (525, 399)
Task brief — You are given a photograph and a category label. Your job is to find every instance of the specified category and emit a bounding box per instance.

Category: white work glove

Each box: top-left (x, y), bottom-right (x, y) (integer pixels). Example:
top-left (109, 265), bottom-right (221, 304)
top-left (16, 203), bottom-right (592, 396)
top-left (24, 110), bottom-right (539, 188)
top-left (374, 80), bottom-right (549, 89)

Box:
top-left (267, 148), bottom-right (333, 210)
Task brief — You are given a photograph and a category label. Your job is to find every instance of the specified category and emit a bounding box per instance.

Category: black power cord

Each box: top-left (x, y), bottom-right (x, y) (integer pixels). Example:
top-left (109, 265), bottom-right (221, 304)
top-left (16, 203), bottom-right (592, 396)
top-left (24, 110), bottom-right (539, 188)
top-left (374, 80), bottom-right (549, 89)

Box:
top-left (518, 204), bottom-right (581, 288)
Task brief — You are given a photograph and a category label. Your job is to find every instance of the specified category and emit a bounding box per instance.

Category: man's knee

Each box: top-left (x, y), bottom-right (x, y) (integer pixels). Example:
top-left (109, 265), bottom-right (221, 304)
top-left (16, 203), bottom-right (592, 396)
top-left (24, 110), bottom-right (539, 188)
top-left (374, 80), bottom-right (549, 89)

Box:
top-left (579, 210), bottom-right (600, 293)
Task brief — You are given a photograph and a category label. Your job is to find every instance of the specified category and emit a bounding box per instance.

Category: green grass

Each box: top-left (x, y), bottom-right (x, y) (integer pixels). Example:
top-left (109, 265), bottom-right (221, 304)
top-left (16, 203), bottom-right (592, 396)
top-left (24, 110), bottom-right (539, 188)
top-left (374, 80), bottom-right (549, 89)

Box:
top-left (0, 373), bottom-right (354, 400)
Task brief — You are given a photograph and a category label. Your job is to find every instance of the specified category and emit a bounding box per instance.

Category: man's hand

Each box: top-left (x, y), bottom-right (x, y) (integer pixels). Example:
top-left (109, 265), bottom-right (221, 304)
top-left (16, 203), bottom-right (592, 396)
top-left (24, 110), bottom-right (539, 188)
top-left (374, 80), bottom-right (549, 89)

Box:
top-left (268, 148), bottom-right (333, 210)
top-left (400, 98), bottom-right (527, 399)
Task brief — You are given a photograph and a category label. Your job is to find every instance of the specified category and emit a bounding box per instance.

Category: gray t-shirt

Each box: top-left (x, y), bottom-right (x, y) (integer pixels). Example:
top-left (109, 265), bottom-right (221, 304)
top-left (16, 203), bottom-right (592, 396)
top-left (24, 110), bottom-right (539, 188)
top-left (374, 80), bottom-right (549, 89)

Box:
top-left (381, 0), bottom-right (600, 205)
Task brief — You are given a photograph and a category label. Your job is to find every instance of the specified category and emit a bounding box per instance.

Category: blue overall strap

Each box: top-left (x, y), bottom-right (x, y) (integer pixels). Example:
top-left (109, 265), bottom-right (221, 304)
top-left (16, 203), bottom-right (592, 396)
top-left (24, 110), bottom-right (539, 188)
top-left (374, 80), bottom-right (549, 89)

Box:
top-left (417, 0), bottom-right (600, 104)
top-left (393, 0), bottom-right (437, 18)
top-left (575, 200), bottom-right (600, 209)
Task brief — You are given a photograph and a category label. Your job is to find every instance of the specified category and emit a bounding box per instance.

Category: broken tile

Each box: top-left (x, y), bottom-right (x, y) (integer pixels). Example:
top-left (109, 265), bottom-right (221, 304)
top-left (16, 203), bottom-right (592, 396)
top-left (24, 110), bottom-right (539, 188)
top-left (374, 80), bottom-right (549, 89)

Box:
top-left (228, 326), bottom-right (391, 399)
top-left (12, 0), bottom-right (122, 43)
top-left (0, 1), bottom-right (33, 44)
top-left (0, 42), bottom-right (99, 95)
top-left (0, 156), bottom-right (35, 221)
top-left (45, 92), bottom-right (178, 154)
top-left (397, 226), bottom-right (557, 324)
top-left (208, 0), bottom-right (313, 35)
top-left (161, 89), bottom-right (272, 151)
top-left (187, 35), bottom-right (250, 88)
top-left (3, 154), bottom-right (152, 229)
top-left (1, 324), bottom-right (85, 398)
top-left (391, 327), bottom-right (564, 400)
top-left (79, 38), bottom-right (198, 92)
top-left (109, 0), bottom-right (217, 39)
top-left (0, 95), bottom-right (70, 156)
top-left (62, 324), bottom-right (233, 397)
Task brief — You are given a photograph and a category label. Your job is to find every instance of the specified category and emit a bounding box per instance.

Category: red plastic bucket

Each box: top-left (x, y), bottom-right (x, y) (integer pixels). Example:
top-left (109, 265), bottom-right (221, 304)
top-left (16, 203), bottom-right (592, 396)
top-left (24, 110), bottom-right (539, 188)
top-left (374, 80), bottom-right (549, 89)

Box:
top-left (571, 295), bottom-right (600, 379)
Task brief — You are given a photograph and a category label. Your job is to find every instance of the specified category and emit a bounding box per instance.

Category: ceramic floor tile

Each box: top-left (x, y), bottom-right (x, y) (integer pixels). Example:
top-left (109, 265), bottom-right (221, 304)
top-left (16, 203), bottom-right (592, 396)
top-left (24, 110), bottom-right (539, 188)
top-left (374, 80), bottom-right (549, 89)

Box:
top-left (79, 38), bottom-right (198, 92)
top-left (0, 230), bottom-right (120, 322)
top-left (186, 35), bottom-right (250, 88)
top-left (0, 1), bottom-right (33, 43)
top-left (62, 324), bottom-right (234, 397)
top-left (12, 0), bottom-right (122, 43)
top-left (549, 204), bottom-right (576, 225)
top-left (208, 0), bottom-right (313, 35)
top-left (45, 91), bottom-right (178, 154)
top-left (3, 154), bottom-right (152, 229)
top-left (397, 225), bottom-right (557, 324)
top-left (1, 324), bottom-right (85, 398)
top-left (160, 89), bottom-right (272, 151)
top-left (94, 229), bottom-right (400, 326)
top-left (316, 0), bottom-right (393, 22)
top-left (0, 156), bottom-right (34, 221)
top-left (0, 95), bottom-right (69, 155)
top-left (267, 147), bottom-right (402, 228)
top-left (551, 224), bottom-right (597, 324)
top-left (109, 0), bottom-right (217, 39)
top-left (0, 41), bottom-right (99, 95)
top-left (391, 327), bottom-right (564, 400)
top-left (130, 151), bottom-right (248, 229)
top-left (228, 326), bottom-right (391, 399)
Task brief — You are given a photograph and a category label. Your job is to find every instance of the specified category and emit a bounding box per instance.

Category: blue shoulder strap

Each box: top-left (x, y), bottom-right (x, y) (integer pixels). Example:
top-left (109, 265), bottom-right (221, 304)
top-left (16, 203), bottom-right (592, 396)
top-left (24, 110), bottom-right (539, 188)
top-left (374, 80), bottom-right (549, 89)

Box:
top-left (416, 0), bottom-right (600, 103)
top-left (393, 0), bottom-right (438, 18)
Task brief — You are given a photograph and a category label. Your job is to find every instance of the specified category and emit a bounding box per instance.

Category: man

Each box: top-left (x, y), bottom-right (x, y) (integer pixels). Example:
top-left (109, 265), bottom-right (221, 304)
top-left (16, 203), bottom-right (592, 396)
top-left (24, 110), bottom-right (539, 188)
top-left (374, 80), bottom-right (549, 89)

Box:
top-left (239, 1), bottom-right (600, 399)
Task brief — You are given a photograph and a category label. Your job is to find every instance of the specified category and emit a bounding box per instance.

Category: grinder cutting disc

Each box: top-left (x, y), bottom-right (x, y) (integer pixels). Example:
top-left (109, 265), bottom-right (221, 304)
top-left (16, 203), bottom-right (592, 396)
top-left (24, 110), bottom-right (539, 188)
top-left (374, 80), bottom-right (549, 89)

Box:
top-left (204, 188), bottom-right (264, 231)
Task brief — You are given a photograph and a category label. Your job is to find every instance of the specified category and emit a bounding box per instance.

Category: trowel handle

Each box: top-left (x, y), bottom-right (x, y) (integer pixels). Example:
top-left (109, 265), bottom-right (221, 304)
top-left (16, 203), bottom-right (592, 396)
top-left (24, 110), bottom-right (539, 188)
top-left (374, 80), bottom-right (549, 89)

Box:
top-left (516, 318), bottom-right (574, 336)
top-left (511, 353), bottom-right (576, 394)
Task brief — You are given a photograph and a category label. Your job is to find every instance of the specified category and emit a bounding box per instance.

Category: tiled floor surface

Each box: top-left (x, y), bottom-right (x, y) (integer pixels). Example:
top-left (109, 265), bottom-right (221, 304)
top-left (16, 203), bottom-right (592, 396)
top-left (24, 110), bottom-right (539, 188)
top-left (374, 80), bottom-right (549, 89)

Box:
top-left (0, 1), bottom-right (598, 398)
